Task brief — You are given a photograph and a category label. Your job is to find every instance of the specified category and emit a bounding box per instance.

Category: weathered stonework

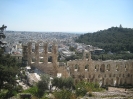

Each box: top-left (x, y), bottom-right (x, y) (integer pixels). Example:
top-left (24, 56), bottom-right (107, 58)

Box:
top-left (23, 42), bottom-right (133, 86)
top-left (67, 51), bottom-right (133, 86)
top-left (23, 41), bottom-right (69, 77)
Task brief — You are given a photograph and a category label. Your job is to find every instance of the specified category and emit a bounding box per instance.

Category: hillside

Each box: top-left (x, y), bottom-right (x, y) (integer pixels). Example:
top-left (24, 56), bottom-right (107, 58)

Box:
top-left (76, 26), bottom-right (133, 53)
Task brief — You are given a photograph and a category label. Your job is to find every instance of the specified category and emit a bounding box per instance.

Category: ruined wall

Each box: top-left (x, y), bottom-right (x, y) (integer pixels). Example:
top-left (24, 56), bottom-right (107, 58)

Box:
top-left (23, 41), bottom-right (69, 77)
top-left (67, 51), bottom-right (133, 86)
top-left (23, 42), bottom-right (133, 86)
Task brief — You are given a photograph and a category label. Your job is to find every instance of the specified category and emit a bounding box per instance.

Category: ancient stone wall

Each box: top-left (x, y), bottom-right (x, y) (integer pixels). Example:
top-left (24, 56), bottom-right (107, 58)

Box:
top-left (23, 41), bottom-right (70, 77)
top-left (23, 42), bottom-right (133, 86)
top-left (67, 51), bottom-right (133, 86)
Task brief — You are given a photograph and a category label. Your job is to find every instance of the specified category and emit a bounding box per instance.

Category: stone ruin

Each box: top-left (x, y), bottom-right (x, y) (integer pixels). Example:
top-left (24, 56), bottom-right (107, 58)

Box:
top-left (23, 41), bottom-right (133, 86)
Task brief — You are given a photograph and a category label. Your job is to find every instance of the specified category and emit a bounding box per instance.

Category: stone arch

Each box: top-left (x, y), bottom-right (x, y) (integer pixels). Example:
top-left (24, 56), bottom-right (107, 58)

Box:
top-left (107, 64), bottom-right (110, 71)
top-left (48, 44), bottom-right (52, 52)
top-left (95, 65), bottom-right (99, 71)
top-left (48, 56), bottom-right (52, 63)
top-left (38, 41), bottom-right (45, 53)
top-left (74, 64), bottom-right (79, 71)
top-left (31, 57), bottom-right (36, 63)
top-left (100, 64), bottom-right (105, 72)
top-left (116, 64), bottom-right (119, 71)
top-left (125, 63), bottom-right (129, 71)
top-left (85, 64), bottom-right (89, 71)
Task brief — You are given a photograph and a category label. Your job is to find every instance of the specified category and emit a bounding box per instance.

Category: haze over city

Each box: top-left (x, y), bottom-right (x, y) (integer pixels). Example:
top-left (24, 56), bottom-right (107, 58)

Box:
top-left (0, 0), bottom-right (133, 32)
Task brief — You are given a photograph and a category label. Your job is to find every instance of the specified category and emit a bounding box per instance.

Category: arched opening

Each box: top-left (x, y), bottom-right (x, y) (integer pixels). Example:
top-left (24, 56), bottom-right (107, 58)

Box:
top-left (125, 63), bottom-right (129, 71)
top-left (75, 64), bottom-right (79, 71)
top-left (39, 57), bottom-right (44, 64)
top-left (48, 45), bottom-right (52, 52)
top-left (100, 64), bottom-right (105, 72)
top-left (95, 65), bottom-right (99, 71)
top-left (85, 64), bottom-right (89, 71)
top-left (31, 42), bottom-right (35, 53)
top-left (107, 64), bottom-right (110, 71)
top-left (116, 65), bottom-right (119, 71)
top-left (31, 57), bottom-right (35, 63)
top-left (48, 56), bottom-right (52, 63)
top-left (39, 42), bottom-right (44, 53)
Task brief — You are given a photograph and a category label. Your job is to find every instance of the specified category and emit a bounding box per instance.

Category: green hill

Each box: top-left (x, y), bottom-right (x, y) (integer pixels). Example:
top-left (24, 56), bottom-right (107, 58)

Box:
top-left (76, 26), bottom-right (133, 53)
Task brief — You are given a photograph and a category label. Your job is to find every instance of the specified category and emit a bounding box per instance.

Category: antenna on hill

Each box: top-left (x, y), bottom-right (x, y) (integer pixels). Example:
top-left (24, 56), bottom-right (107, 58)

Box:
top-left (119, 24), bottom-right (122, 28)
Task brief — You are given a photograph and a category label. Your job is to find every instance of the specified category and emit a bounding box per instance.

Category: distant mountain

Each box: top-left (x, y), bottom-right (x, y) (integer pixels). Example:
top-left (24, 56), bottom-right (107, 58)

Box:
top-left (76, 26), bottom-right (133, 53)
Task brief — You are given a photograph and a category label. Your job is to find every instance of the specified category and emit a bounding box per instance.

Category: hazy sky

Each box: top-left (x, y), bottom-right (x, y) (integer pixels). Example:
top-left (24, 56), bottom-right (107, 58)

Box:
top-left (0, 0), bottom-right (133, 32)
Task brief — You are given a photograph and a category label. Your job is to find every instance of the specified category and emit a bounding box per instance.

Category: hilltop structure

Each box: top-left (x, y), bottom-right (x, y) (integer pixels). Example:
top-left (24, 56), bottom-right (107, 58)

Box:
top-left (23, 41), bottom-right (133, 86)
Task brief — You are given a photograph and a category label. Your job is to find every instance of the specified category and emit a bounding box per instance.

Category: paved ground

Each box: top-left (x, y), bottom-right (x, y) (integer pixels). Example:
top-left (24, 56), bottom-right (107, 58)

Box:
top-left (82, 87), bottom-right (133, 99)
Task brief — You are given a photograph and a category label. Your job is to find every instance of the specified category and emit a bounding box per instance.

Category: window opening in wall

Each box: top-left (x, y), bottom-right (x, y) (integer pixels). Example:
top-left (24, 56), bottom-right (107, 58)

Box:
top-left (75, 64), bottom-right (78, 71)
top-left (48, 56), bottom-right (52, 63)
top-left (85, 64), bottom-right (89, 71)
top-left (123, 74), bottom-right (124, 77)
top-left (107, 64), bottom-right (110, 71)
top-left (31, 43), bottom-right (35, 53)
top-left (125, 64), bottom-right (128, 71)
top-left (116, 65), bottom-right (119, 71)
top-left (31, 57), bottom-right (36, 63)
top-left (39, 43), bottom-right (44, 53)
top-left (100, 64), bottom-right (105, 72)
top-left (39, 57), bottom-right (44, 63)
top-left (95, 65), bottom-right (99, 71)
top-left (48, 45), bottom-right (52, 52)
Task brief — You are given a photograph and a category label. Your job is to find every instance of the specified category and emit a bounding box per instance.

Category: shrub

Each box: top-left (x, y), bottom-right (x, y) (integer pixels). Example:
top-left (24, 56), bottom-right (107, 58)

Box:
top-left (53, 89), bottom-right (74, 99)
top-left (75, 81), bottom-right (103, 97)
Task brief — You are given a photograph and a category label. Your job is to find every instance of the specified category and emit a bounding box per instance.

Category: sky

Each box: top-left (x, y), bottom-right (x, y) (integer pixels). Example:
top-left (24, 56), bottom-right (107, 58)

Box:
top-left (0, 0), bottom-right (133, 33)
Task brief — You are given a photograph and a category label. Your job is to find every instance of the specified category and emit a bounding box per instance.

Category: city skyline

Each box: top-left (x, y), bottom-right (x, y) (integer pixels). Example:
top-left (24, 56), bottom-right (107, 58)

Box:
top-left (0, 0), bottom-right (133, 33)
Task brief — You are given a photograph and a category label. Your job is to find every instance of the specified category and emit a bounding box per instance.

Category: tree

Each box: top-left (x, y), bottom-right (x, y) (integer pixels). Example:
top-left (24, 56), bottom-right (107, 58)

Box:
top-left (0, 54), bottom-right (20, 98)
top-left (52, 77), bottom-right (74, 89)
top-left (36, 74), bottom-right (50, 98)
